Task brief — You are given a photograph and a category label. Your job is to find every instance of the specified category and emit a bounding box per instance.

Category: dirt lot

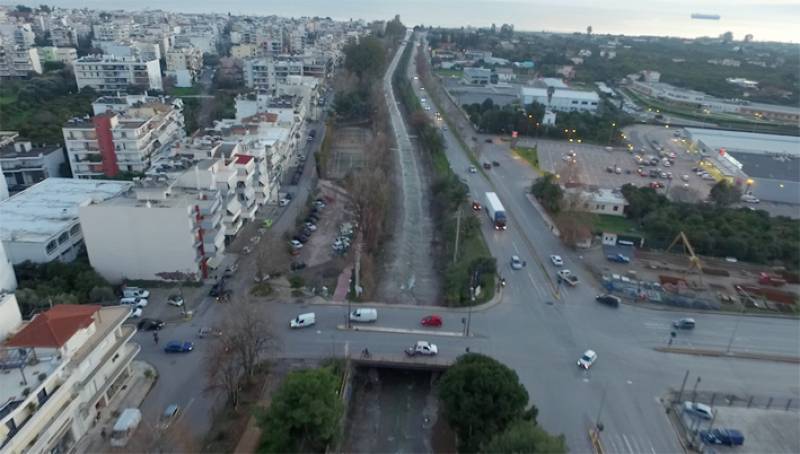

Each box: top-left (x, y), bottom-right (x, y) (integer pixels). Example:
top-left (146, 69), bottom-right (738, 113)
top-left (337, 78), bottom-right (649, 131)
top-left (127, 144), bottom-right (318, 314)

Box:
top-left (326, 126), bottom-right (371, 180)
top-left (342, 367), bottom-right (456, 453)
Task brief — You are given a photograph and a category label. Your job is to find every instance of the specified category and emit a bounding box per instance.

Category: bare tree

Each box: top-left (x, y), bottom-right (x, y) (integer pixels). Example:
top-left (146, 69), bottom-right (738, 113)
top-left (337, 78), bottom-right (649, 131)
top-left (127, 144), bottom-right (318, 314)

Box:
top-left (221, 299), bottom-right (277, 379)
top-left (206, 339), bottom-right (244, 409)
top-left (555, 191), bottom-right (594, 248)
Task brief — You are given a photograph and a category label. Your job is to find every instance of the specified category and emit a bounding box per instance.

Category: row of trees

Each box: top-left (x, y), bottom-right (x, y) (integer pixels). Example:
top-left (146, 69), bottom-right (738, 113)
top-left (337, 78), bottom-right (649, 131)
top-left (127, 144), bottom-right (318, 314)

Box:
top-left (13, 259), bottom-right (114, 317)
top-left (438, 354), bottom-right (566, 453)
top-left (620, 184), bottom-right (800, 268)
top-left (463, 98), bottom-right (631, 145)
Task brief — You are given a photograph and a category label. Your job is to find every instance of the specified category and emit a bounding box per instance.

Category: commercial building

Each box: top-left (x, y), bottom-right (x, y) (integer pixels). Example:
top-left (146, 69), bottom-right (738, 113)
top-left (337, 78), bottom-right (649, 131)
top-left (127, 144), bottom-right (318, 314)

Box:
top-left (519, 86), bottom-right (600, 113)
top-left (0, 132), bottom-right (66, 193)
top-left (63, 95), bottom-right (185, 178)
top-left (80, 181), bottom-right (224, 282)
top-left (73, 55), bottom-right (162, 92)
top-left (462, 67), bottom-right (492, 85)
top-left (0, 178), bottom-right (132, 264)
top-left (0, 302), bottom-right (139, 453)
top-left (685, 128), bottom-right (800, 204)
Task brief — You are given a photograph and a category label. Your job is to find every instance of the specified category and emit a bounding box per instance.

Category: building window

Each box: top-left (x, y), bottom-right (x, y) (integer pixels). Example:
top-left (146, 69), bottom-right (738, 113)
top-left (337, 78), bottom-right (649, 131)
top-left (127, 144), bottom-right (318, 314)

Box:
top-left (613, 206), bottom-right (619, 211)
top-left (70, 224), bottom-right (81, 236)
top-left (46, 240), bottom-right (58, 254)
top-left (58, 232), bottom-right (69, 244)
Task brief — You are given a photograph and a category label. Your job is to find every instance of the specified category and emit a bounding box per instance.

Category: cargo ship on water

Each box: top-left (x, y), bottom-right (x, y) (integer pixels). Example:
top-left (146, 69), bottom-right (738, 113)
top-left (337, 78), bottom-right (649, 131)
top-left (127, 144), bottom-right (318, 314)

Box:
top-left (691, 13), bottom-right (721, 20)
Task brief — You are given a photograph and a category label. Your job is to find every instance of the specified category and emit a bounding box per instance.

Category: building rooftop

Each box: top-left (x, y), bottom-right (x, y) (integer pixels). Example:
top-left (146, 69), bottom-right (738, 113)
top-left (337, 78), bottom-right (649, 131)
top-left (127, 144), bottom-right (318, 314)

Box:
top-left (728, 151), bottom-right (800, 183)
top-left (0, 143), bottom-right (62, 160)
top-left (0, 178), bottom-right (133, 244)
top-left (686, 128), bottom-right (800, 158)
top-left (4, 304), bottom-right (100, 348)
top-left (520, 86), bottom-right (600, 102)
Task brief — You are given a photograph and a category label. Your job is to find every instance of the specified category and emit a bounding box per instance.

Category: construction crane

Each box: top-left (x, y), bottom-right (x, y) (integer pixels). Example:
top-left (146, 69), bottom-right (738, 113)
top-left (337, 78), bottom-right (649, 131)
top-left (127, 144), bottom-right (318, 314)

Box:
top-left (666, 231), bottom-right (704, 286)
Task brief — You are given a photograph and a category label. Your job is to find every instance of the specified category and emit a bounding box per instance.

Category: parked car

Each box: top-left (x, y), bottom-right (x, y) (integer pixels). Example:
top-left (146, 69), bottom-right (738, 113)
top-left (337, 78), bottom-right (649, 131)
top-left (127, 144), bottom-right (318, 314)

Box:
top-left (122, 287), bottom-right (150, 299)
top-left (137, 318), bottom-right (164, 331)
top-left (167, 295), bottom-right (184, 307)
top-left (550, 255), bottom-right (564, 266)
top-left (290, 239), bottom-right (303, 249)
top-left (683, 401), bottom-right (714, 420)
top-left (607, 253), bottom-right (631, 264)
top-left (279, 198), bottom-right (290, 207)
top-left (305, 222), bottom-right (317, 231)
top-left (468, 165), bottom-right (478, 174)
top-left (209, 279), bottom-right (226, 297)
top-left (164, 341), bottom-right (194, 353)
top-left (595, 294), bottom-right (620, 308)
top-left (577, 350), bottom-right (597, 369)
top-left (482, 162), bottom-right (492, 170)
top-left (128, 306), bottom-right (143, 319)
top-left (223, 263), bottom-right (238, 277)
top-left (673, 318), bottom-right (696, 329)
top-left (492, 161), bottom-right (500, 167)
top-left (699, 429), bottom-right (745, 446)
top-left (290, 262), bottom-right (307, 271)
top-left (349, 308), bottom-right (378, 323)
top-left (741, 194), bottom-right (760, 204)
top-left (420, 315), bottom-right (443, 327)
top-left (120, 297), bottom-right (148, 307)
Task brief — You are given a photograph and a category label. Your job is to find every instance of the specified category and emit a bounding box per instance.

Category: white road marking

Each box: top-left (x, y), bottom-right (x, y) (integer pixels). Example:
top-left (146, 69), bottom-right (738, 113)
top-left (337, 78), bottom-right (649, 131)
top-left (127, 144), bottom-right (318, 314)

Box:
top-left (622, 434), bottom-right (635, 453)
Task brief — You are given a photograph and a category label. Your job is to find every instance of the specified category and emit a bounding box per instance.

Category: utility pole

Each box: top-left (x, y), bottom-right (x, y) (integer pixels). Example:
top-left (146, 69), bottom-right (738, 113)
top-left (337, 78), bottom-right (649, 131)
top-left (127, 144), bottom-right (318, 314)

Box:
top-left (676, 370), bottom-right (690, 404)
top-left (692, 376), bottom-right (702, 403)
top-left (453, 206), bottom-right (462, 264)
top-left (595, 387), bottom-right (607, 430)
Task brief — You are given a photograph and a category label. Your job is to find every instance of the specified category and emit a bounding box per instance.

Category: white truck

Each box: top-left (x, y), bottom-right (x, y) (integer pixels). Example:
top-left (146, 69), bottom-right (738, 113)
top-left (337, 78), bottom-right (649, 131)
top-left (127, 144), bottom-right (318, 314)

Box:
top-left (485, 192), bottom-right (507, 230)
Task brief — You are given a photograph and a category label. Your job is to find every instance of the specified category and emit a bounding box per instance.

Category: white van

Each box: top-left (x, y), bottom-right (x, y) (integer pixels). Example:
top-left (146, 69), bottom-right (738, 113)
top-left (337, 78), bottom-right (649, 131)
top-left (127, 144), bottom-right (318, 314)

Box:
top-left (349, 308), bottom-right (378, 323)
top-left (122, 287), bottom-right (150, 299)
top-left (290, 312), bottom-right (316, 329)
top-left (110, 408), bottom-right (141, 447)
top-left (120, 297), bottom-right (148, 307)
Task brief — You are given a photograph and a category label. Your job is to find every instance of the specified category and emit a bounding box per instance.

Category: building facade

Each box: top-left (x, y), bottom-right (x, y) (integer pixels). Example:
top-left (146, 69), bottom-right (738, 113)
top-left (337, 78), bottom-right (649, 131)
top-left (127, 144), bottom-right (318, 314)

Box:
top-left (0, 135), bottom-right (66, 193)
top-left (519, 87), bottom-right (600, 113)
top-left (73, 55), bottom-right (162, 92)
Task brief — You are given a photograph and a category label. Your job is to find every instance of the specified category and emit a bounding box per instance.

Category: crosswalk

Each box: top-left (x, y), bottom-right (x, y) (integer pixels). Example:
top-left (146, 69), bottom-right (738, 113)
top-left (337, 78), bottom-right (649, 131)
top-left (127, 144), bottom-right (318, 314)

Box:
top-left (602, 432), bottom-right (658, 454)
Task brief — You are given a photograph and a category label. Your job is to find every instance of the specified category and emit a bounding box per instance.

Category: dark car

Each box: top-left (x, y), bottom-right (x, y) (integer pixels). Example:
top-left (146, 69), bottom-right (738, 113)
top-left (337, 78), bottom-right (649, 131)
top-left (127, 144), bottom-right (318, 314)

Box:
top-left (164, 341), bottom-right (194, 353)
top-left (485, 138), bottom-right (493, 143)
top-left (138, 318), bottom-right (165, 331)
top-left (595, 294), bottom-right (620, 308)
top-left (492, 161), bottom-right (500, 167)
top-left (700, 429), bottom-right (744, 446)
top-left (290, 262), bottom-right (307, 271)
top-left (209, 279), bottom-right (226, 297)
top-left (308, 214), bottom-right (320, 223)
top-left (482, 162), bottom-right (492, 170)
top-left (298, 234), bottom-right (309, 243)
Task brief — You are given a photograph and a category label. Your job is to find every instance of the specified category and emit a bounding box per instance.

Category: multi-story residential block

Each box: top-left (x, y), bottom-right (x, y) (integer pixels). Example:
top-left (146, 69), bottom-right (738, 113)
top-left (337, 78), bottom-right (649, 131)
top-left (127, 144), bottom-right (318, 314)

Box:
top-left (0, 23), bottom-right (35, 49)
top-left (243, 54), bottom-right (332, 91)
top-left (92, 22), bottom-right (132, 42)
top-left (92, 40), bottom-right (161, 61)
top-left (73, 54), bottom-right (162, 92)
top-left (165, 46), bottom-right (203, 86)
top-left (48, 25), bottom-right (78, 47)
top-left (0, 178), bottom-right (132, 264)
top-left (35, 46), bottom-right (77, 65)
top-left (0, 132), bottom-right (66, 193)
top-left (0, 302), bottom-right (139, 453)
top-left (0, 42), bottom-right (42, 78)
top-left (231, 43), bottom-right (259, 60)
top-left (63, 95), bottom-right (184, 178)
top-left (0, 240), bottom-right (16, 292)
top-left (173, 32), bottom-right (217, 55)
top-left (79, 181), bottom-right (224, 282)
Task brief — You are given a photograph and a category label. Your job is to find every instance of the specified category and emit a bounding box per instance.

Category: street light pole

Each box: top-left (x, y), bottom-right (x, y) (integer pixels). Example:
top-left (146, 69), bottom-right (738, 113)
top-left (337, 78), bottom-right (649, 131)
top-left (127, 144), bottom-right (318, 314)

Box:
top-left (692, 376), bottom-right (702, 403)
top-left (595, 386), bottom-right (607, 430)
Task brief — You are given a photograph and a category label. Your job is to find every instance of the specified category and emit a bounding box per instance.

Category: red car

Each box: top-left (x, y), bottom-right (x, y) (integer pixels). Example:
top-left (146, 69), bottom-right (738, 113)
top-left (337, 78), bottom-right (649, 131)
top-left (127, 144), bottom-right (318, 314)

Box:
top-left (472, 201), bottom-right (482, 211)
top-left (421, 315), bottom-right (443, 327)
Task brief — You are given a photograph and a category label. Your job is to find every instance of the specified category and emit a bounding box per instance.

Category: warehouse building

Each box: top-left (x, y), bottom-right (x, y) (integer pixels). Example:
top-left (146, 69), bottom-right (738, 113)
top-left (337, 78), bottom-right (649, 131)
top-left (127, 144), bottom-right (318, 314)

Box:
top-left (686, 128), bottom-right (800, 205)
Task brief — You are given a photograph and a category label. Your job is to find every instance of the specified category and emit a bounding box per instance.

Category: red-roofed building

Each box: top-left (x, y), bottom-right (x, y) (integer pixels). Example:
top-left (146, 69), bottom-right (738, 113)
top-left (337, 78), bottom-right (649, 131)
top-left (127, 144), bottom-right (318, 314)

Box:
top-left (0, 303), bottom-right (139, 452)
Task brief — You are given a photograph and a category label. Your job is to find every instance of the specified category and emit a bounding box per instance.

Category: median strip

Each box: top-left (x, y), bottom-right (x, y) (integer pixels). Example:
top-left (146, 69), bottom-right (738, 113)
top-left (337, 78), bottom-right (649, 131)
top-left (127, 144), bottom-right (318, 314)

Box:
top-left (337, 324), bottom-right (465, 337)
top-left (654, 346), bottom-right (800, 364)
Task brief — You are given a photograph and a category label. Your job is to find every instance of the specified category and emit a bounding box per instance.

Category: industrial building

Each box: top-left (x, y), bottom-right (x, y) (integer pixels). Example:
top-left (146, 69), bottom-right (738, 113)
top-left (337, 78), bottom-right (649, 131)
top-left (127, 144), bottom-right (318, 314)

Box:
top-left (686, 128), bottom-right (800, 204)
top-left (519, 87), bottom-right (600, 113)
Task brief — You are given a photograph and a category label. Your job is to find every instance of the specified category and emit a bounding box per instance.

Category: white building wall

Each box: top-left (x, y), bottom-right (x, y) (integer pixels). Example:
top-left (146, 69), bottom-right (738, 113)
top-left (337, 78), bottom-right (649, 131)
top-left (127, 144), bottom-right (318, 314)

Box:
top-left (0, 161), bottom-right (8, 200)
top-left (0, 240), bottom-right (17, 292)
top-left (79, 202), bottom-right (200, 283)
top-left (0, 293), bottom-right (22, 340)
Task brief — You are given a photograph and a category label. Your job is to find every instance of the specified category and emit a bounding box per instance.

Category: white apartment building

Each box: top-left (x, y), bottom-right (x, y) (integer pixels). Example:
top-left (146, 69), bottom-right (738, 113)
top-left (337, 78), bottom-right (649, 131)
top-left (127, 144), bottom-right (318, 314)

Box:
top-left (0, 133), bottom-right (66, 193)
top-left (48, 26), bottom-right (78, 47)
top-left (0, 240), bottom-right (16, 292)
top-left (63, 95), bottom-right (185, 178)
top-left (165, 46), bottom-right (203, 86)
top-left (231, 43), bottom-right (259, 60)
top-left (0, 23), bottom-right (35, 48)
top-left (244, 54), bottom-right (332, 91)
top-left (92, 22), bottom-right (132, 42)
top-left (0, 43), bottom-right (42, 78)
top-left (519, 87), bottom-right (601, 113)
top-left (0, 303), bottom-right (139, 453)
top-left (35, 46), bottom-right (77, 65)
top-left (73, 55), bottom-right (162, 92)
top-left (0, 178), bottom-right (132, 264)
top-left (80, 182), bottom-right (224, 282)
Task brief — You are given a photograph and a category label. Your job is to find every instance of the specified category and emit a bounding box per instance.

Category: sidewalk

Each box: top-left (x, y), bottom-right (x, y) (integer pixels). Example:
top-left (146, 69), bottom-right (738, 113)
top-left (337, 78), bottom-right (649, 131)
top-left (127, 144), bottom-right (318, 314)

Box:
top-left (332, 266), bottom-right (352, 302)
top-left (76, 360), bottom-right (158, 453)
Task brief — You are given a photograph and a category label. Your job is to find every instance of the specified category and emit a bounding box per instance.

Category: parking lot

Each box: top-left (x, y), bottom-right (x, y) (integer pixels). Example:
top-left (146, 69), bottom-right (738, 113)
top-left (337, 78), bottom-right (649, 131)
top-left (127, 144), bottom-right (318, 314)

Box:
top-left (520, 135), bottom-right (713, 201)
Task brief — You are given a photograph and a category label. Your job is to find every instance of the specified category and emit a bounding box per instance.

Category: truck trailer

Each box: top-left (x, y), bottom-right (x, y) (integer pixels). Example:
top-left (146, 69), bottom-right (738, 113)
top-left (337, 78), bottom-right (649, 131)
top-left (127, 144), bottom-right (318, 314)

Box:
top-left (485, 192), bottom-right (507, 230)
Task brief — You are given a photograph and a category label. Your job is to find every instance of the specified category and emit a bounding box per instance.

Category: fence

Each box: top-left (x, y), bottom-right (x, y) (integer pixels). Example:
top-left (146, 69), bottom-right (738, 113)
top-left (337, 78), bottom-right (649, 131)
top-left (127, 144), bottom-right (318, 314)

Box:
top-left (601, 275), bottom-right (721, 310)
top-left (669, 389), bottom-right (800, 412)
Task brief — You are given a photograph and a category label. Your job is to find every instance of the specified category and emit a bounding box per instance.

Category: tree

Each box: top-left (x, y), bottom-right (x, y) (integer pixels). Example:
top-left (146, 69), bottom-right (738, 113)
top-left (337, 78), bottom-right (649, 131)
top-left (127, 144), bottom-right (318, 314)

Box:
top-left (206, 340), bottom-right (244, 408)
top-left (531, 173), bottom-right (564, 214)
top-left (587, 25), bottom-right (593, 36)
top-left (709, 180), bottom-right (742, 207)
top-left (438, 353), bottom-right (530, 452)
top-left (220, 300), bottom-right (276, 379)
top-left (258, 368), bottom-right (343, 453)
top-left (343, 36), bottom-right (386, 83)
top-left (484, 420), bottom-right (567, 453)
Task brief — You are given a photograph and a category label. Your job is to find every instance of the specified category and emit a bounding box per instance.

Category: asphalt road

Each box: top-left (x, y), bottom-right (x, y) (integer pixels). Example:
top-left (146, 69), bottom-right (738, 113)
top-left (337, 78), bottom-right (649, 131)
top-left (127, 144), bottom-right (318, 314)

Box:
top-left (137, 35), bottom-right (800, 453)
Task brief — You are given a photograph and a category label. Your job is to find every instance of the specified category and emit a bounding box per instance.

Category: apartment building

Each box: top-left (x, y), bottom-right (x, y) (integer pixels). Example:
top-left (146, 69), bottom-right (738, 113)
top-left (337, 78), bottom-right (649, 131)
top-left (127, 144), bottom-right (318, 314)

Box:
top-left (231, 43), bottom-right (259, 60)
top-left (0, 132), bottom-right (66, 193)
top-left (63, 95), bottom-right (185, 178)
top-left (244, 54), bottom-right (332, 91)
top-left (0, 43), bottom-right (42, 78)
top-left (92, 22), bottom-right (132, 42)
top-left (48, 26), bottom-right (78, 47)
top-left (0, 23), bottom-right (35, 49)
top-left (0, 178), bottom-right (132, 264)
top-left (0, 241), bottom-right (15, 292)
top-left (165, 46), bottom-right (203, 86)
top-left (35, 46), bottom-right (77, 65)
top-left (0, 303), bottom-right (139, 453)
top-left (80, 181), bottom-right (224, 282)
top-left (73, 55), bottom-right (162, 92)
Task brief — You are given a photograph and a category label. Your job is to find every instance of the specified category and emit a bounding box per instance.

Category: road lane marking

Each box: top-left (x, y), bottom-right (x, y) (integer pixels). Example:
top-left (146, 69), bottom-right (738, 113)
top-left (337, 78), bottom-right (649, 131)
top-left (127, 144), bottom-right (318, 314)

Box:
top-left (336, 325), bottom-right (465, 337)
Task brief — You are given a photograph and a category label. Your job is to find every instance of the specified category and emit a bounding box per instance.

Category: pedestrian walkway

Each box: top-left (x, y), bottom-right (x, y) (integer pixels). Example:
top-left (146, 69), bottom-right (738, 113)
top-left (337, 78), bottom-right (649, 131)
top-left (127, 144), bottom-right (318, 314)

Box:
top-left (332, 266), bottom-right (352, 302)
top-left (75, 360), bottom-right (157, 453)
